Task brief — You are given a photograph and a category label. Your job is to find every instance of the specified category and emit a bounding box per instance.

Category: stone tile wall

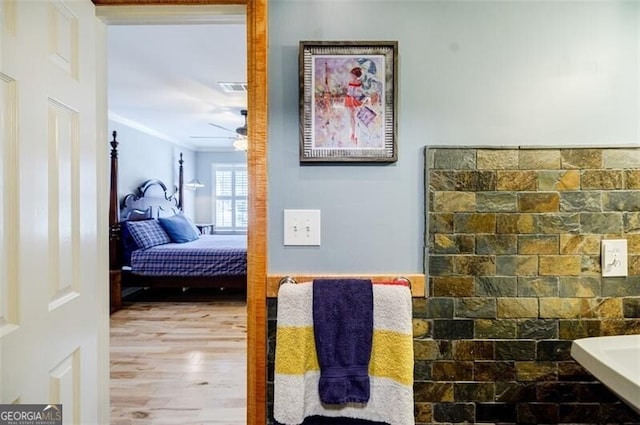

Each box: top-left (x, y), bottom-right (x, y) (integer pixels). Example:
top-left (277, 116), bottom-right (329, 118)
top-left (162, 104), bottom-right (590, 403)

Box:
top-left (265, 147), bottom-right (640, 424)
top-left (418, 147), bottom-right (640, 424)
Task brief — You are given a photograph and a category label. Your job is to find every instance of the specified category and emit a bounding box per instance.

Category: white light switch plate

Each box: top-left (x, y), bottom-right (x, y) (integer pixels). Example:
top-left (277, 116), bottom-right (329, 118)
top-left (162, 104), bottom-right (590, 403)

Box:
top-left (284, 209), bottom-right (321, 246)
top-left (601, 239), bottom-right (627, 277)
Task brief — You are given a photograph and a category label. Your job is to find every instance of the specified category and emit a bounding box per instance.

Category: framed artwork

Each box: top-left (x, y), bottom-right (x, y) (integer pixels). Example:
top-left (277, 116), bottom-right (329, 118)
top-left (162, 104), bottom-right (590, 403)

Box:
top-left (299, 41), bottom-right (398, 163)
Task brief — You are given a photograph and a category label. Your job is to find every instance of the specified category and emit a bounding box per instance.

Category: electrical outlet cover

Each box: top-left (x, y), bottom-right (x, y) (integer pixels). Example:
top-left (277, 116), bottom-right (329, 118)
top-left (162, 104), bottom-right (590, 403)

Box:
top-left (601, 239), bottom-right (628, 277)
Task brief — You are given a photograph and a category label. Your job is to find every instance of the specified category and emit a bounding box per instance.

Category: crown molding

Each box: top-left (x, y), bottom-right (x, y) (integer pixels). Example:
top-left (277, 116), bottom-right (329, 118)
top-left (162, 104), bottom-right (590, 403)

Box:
top-left (95, 3), bottom-right (245, 25)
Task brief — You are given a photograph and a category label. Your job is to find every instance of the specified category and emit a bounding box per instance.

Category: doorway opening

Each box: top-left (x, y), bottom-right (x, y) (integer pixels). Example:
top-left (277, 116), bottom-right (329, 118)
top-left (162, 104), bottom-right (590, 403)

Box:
top-left (97, 3), bottom-right (267, 424)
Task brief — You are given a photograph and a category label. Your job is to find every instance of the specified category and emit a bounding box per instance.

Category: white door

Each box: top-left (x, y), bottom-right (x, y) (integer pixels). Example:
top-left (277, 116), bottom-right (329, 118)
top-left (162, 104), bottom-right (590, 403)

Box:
top-left (1, 1), bottom-right (108, 424)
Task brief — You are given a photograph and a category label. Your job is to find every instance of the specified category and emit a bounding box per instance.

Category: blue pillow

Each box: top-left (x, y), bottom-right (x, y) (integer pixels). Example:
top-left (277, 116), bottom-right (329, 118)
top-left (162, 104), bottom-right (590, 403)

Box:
top-left (158, 214), bottom-right (201, 243)
top-left (125, 219), bottom-right (171, 249)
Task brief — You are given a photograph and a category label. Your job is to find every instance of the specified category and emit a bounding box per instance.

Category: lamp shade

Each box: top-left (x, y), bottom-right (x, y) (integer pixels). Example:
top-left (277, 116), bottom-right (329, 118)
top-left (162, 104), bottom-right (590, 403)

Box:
top-left (186, 178), bottom-right (204, 189)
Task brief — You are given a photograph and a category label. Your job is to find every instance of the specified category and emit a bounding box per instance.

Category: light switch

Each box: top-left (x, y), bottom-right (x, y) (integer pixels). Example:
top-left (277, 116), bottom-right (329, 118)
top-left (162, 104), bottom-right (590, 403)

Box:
top-left (601, 239), bottom-right (627, 277)
top-left (284, 209), bottom-right (321, 246)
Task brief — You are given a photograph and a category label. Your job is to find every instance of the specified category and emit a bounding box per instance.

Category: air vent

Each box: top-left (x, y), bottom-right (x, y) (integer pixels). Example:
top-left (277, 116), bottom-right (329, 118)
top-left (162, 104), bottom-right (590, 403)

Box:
top-left (219, 82), bottom-right (248, 93)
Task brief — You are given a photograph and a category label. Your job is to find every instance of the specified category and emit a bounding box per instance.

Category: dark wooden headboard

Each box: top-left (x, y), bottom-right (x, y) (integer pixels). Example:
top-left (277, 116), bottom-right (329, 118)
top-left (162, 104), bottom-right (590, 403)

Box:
top-left (108, 131), bottom-right (184, 271)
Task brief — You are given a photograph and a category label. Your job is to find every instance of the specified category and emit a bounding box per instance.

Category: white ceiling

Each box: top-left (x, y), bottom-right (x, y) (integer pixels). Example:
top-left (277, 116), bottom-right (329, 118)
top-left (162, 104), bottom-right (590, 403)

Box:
top-left (107, 22), bottom-right (247, 151)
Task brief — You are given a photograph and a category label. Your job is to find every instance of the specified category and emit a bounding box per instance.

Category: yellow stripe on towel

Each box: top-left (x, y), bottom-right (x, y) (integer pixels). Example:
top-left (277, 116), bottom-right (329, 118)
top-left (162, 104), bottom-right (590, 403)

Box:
top-left (274, 326), bottom-right (319, 374)
top-left (275, 326), bottom-right (413, 386)
top-left (371, 329), bottom-right (414, 386)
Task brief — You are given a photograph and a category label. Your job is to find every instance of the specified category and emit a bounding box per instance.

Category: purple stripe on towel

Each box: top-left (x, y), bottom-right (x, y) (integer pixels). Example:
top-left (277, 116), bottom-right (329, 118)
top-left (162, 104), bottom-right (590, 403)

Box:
top-left (312, 279), bottom-right (374, 405)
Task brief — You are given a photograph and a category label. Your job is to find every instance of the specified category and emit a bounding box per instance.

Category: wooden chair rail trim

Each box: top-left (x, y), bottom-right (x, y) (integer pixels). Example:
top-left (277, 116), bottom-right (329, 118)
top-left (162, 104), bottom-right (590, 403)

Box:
top-left (266, 274), bottom-right (425, 298)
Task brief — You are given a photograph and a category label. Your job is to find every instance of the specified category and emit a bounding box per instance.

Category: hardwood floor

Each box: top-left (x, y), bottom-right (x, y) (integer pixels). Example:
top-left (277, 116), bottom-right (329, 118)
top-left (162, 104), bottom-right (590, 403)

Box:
top-left (110, 288), bottom-right (247, 425)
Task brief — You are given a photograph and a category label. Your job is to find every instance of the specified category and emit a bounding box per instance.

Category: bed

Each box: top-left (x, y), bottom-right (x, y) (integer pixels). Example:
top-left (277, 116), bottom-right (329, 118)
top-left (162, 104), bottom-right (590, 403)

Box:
top-left (108, 131), bottom-right (247, 313)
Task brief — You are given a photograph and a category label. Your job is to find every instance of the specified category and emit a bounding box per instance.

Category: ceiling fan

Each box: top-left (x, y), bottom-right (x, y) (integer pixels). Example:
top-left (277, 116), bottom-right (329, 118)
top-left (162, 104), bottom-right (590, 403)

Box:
top-left (189, 109), bottom-right (248, 151)
top-left (208, 109), bottom-right (247, 137)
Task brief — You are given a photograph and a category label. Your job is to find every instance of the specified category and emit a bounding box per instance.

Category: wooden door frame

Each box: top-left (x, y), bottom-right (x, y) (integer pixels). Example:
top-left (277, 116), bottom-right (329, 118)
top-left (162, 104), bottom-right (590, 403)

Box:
top-left (93, 1), bottom-right (268, 424)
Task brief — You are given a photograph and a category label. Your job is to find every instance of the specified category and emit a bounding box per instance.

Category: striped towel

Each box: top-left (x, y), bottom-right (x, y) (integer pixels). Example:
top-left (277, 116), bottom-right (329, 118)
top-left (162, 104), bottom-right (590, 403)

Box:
top-left (274, 282), bottom-right (414, 425)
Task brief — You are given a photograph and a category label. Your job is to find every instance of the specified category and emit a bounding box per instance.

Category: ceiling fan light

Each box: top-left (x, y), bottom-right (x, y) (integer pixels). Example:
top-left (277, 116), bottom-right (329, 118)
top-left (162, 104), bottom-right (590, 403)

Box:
top-left (233, 137), bottom-right (248, 152)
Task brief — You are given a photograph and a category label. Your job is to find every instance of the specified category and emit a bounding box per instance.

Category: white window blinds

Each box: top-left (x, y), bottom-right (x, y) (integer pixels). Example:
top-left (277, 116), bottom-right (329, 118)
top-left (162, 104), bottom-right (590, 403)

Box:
top-left (212, 163), bottom-right (248, 231)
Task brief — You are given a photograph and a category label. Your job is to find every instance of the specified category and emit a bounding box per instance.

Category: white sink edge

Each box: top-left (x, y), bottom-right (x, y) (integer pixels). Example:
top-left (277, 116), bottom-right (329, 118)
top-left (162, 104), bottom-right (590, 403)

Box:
top-left (571, 334), bottom-right (640, 415)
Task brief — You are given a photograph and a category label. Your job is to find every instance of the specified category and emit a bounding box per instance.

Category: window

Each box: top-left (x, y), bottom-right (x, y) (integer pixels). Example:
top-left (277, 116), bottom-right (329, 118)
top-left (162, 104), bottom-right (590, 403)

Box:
top-left (212, 163), bottom-right (247, 232)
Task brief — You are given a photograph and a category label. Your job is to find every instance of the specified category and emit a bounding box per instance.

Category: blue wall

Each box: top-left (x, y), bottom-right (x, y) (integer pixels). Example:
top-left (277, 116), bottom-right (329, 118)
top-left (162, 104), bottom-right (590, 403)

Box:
top-left (267, 0), bottom-right (639, 274)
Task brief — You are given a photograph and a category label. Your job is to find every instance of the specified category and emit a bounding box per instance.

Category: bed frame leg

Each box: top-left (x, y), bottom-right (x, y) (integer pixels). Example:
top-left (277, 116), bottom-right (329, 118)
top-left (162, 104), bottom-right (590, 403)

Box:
top-left (110, 270), bottom-right (122, 314)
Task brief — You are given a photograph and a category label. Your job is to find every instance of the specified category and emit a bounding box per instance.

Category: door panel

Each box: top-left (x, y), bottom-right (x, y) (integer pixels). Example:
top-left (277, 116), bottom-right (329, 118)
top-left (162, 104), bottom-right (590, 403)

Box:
top-left (1, 1), bottom-right (107, 423)
top-left (0, 72), bottom-right (18, 338)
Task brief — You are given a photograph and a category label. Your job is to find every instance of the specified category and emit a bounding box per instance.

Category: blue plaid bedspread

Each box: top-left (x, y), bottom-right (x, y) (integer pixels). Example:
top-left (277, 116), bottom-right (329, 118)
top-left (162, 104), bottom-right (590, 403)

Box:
top-left (130, 235), bottom-right (247, 276)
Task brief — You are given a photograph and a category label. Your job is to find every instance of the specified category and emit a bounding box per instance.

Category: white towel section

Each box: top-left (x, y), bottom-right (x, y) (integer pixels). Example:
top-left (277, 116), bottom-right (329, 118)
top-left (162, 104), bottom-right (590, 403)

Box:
top-left (276, 281), bottom-right (313, 326)
top-left (274, 282), bottom-right (313, 425)
top-left (276, 372), bottom-right (413, 424)
top-left (373, 284), bottom-right (413, 333)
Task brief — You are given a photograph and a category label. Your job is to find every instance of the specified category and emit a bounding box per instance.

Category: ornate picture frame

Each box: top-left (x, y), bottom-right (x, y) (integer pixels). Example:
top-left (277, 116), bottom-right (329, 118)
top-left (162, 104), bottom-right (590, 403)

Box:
top-left (299, 41), bottom-right (398, 163)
